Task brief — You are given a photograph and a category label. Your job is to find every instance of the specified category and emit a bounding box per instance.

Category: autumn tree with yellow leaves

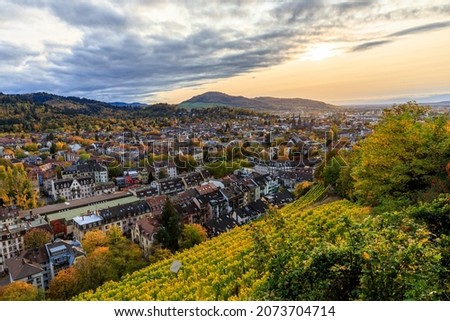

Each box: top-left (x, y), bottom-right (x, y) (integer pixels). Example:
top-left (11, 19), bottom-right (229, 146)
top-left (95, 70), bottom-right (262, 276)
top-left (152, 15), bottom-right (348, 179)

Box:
top-left (0, 163), bottom-right (38, 209)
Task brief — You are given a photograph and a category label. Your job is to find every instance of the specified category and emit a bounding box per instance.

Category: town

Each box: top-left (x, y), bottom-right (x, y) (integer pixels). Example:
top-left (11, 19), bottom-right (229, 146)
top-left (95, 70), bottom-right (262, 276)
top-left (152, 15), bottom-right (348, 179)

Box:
top-left (0, 103), bottom-right (383, 293)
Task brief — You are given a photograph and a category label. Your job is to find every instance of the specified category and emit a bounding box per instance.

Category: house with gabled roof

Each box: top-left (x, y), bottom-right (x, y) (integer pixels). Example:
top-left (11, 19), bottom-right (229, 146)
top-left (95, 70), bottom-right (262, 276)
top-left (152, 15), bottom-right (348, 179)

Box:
top-left (5, 246), bottom-right (49, 289)
top-left (131, 217), bottom-right (159, 256)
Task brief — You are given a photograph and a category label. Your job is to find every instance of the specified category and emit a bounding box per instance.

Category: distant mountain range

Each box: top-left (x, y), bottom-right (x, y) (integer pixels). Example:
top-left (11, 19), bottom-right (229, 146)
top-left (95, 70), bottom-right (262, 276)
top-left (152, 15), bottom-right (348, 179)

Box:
top-left (109, 102), bottom-right (147, 108)
top-left (179, 91), bottom-right (341, 113)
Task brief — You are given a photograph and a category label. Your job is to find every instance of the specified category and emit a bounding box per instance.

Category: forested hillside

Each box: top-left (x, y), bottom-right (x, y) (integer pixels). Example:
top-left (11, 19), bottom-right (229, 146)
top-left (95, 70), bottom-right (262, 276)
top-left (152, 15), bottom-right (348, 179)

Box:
top-left (0, 93), bottom-right (262, 133)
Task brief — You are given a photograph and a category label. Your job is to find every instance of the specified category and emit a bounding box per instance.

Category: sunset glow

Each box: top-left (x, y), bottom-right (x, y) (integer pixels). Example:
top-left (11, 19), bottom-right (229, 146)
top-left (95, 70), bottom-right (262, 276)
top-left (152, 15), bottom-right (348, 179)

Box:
top-left (0, 0), bottom-right (449, 105)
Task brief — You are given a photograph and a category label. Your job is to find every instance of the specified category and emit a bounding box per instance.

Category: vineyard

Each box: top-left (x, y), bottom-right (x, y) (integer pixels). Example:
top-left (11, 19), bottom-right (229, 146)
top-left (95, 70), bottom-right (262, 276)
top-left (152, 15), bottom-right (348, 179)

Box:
top-left (76, 184), bottom-right (445, 301)
top-left (75, 184), bottom-right (327, 300)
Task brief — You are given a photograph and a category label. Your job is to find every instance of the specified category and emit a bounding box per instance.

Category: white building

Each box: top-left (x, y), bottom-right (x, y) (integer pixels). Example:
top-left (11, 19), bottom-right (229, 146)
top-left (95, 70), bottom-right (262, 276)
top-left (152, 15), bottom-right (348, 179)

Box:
top-left (50, 176), bottom-right (95, 201)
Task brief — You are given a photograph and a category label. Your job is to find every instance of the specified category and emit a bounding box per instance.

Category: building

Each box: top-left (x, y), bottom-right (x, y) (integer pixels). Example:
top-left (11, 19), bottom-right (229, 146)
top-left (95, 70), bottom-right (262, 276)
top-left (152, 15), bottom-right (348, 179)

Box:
top-left (145, 195), bottom-right (168, 217)
top-left (174, 200), bottom-right (201, 224)
top-left (93, 182), bottom-right (117, 196)
top-left (131, 217), bottom-right (158, 256)
top-left (45, 239), bottom-right (85, 280)
top-left (1, 210), bottom-right (52, 273)
top-left (193, 190), bottom-right (229, 221)
top-left (5, 248), bottom-right (48, 289)
top-left (49, 175), bottom-right (117, 202)
top-left (220, 185), bottom-right (244, 212)
top-left (61, 160), bottom-right (108, 184)
top-left (5, 239), bottom-right (84, 289)
top-left (151, 161), bottom-right (177, 179)
top-left (233, 199), bottom-right (268, 225)
top-left (72, 200), bottom-right (151, 240)
top-left (251, 173), bottom-right (279, 196)
top-left (0, 206), bottom-right (20, 226)
top-left (0, 227), bottom-right (25, 273)
top-left (239, 178), bottom-right (261, 205)
top-left (131, 186), bottom-right (159, 199)
top-left (181, 172), bottom-right (205, 189)
top-left (254, 160), bottom-right (296, 175)
top-left (151, 177), bottom-right (185, 195)
top-left (50, 176), bottom-right (96, 201)
top-left (278, 168), bottom-right (314, 189)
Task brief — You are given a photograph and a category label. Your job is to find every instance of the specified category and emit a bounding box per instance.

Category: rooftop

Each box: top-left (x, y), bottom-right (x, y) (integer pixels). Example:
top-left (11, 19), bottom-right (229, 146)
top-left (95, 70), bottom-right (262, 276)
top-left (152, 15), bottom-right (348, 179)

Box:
top-left (73, 214), bottom-right (103, 226)
top-left (21, 191), bottom-right (135, 217)
top-left (45, 195), bottom-right (139, 223)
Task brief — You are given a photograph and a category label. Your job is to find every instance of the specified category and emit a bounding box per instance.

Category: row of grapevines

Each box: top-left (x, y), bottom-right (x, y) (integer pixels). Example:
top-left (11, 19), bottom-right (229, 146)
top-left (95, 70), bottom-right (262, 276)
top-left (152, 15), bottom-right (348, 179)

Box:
top-left (75, 184), bottom-right (332, 301)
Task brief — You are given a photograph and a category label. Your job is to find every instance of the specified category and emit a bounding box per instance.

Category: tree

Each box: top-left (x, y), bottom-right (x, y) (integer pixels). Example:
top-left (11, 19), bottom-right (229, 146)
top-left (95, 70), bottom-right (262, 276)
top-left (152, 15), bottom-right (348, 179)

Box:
top-left (179, 224), bottom-right (208, 249)
top-left (106, 225), bottom-right (125, 245)
top-left (76, 246), bottom-right (117, 292)
top-left (154, 199), bottom-right (183, 252)
top-left (108, 238), bottom-right (146, 277)
top-left (0, 282), bottom-right (39, 301)
top-left (323, 157), bottom-right (342, 188)
top-left (79, 152), bottom-right (91, 162)
top-left (23, 142), bottom-right (38, 152)
top-left (158, 168), bottom-right (168, 179)
top-left (107, 161), bottom-right (122, 179)
top-left (24, 228), bottom-right (52, 250)
top-left (294, 181), bottom-right (313, 199)
top-left (352, 102), bottom-right (450, 208)
top-left (81, 230), bottom-right (108, 254)
top-left (0, 164), bottom-right (38, 209)
top-left (47, 267), bottom-right (80, 300)
top-left (148, 245), bottom-right (172, 264)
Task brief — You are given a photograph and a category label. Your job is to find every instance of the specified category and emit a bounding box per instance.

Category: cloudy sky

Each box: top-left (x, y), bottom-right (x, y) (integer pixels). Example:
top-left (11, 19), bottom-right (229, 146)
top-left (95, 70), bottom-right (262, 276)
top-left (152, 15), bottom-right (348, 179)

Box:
top-left (1, 0), bottom-right (450, 104)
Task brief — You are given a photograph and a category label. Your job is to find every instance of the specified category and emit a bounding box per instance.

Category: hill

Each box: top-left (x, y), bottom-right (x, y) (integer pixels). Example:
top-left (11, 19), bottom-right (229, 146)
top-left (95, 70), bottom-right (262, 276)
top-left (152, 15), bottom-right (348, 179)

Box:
top-left (0, 92), bottom-right (119, 114)
top-left (75, 184), bottom-right (448, 301)
top-left (109, 102), bottom-right (147, 108)
top-left (179, 91), bottom-right (341, 113)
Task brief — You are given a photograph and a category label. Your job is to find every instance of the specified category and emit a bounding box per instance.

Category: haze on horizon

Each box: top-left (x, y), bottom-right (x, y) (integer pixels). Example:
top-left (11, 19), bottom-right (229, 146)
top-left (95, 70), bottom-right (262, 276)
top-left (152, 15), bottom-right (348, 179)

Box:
top-left (1, 0), bottom-right (450, 105)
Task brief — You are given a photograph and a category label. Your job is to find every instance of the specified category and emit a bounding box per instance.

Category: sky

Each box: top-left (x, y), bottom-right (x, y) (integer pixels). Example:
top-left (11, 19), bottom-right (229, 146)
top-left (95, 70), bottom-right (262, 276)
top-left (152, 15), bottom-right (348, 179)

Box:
top-left (1, 0), bottom-right (450, 105)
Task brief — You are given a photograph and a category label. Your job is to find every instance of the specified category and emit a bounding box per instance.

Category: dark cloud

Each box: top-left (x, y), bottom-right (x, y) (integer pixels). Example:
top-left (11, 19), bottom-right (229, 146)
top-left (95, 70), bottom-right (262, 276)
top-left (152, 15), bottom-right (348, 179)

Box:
top-left (389, 21), bottom-right (450, 37)
top-left (1, 0), bottom-right (450, 101)
top-left (350, 20), bottom-right (450, 52)
top-left (272, 1), bottom-right (324, 24)
top-left (351, 40), bottom-right (391, 52)
top-left (41, 26), bottom-right (293, 100)
top-left (334, 1), bottom-right (375, 13)
top-left (49, 2), bottom-right (126, 29)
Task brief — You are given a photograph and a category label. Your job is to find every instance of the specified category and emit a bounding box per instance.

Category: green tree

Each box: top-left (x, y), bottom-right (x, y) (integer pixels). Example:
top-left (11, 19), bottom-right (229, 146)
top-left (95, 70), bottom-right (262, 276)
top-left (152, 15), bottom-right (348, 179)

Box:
top-left (148, 245), bottom-right (172, 264)
top-left (323, 158), bottom-right (342, 188)
top-left (158, 168), bottom-right (168, 179)
top-left (179, 224), bottom-right (208, 249)
top-left (76, 247), bottom-right (117, 292)
top-left (79, 152), bottom-right (91, 162)
top-left (154, 199), bottom-right (183, 252)
top-left (352, 102), bottom-right (450, 208)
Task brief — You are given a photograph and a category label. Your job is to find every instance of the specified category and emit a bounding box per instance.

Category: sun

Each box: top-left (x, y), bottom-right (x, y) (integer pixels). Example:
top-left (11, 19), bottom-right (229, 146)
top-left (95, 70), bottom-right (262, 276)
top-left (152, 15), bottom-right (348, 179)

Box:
top-left (303, 43), bottom-right (336, 61)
